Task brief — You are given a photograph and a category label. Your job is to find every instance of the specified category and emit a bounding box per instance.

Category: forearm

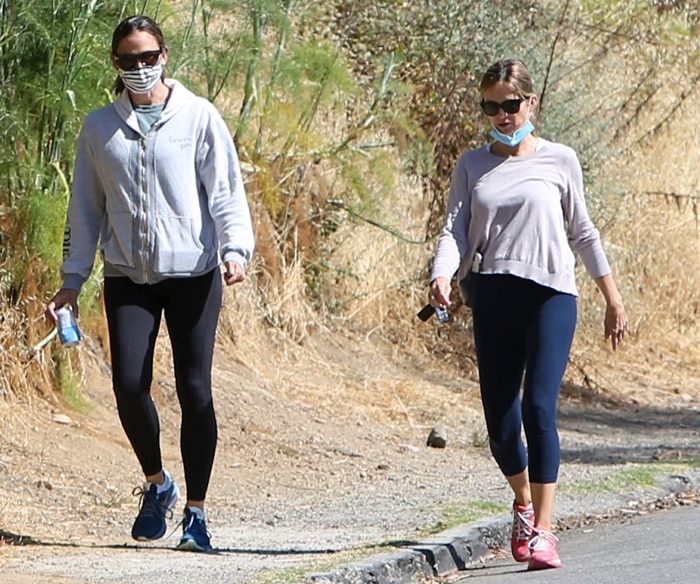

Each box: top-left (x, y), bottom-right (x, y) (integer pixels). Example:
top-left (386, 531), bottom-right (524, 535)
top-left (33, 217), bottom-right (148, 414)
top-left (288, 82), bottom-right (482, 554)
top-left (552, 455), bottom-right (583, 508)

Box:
top-left (594, 272), bottom-right (628, 351)
top-left (594, 273), bottom-right (623, 307)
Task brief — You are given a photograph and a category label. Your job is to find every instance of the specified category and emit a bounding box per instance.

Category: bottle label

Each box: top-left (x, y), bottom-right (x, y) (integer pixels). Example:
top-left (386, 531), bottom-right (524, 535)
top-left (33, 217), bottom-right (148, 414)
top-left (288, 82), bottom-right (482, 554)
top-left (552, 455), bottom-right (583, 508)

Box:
top-left (56, 307), bottom-right (81, 347)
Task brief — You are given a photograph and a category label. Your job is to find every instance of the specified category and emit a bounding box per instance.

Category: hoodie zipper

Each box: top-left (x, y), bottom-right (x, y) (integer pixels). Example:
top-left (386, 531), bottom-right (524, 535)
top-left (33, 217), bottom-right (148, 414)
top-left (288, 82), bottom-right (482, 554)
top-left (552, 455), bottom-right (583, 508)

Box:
top-left (139, 135), bottom-right (149, 283)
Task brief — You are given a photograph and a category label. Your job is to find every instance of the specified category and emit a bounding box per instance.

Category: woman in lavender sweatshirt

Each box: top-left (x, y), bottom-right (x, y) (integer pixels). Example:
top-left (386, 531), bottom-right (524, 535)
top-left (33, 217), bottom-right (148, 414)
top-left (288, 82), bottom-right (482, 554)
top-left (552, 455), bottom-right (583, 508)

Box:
top-left (428, 58), bottom-right (628, 570)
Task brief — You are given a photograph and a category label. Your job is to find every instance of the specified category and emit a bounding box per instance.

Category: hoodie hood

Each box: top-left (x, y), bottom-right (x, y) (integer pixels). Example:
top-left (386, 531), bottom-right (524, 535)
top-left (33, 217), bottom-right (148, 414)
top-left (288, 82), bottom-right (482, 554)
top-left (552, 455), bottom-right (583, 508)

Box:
top-left (113, 79), bottom-right (197, 135)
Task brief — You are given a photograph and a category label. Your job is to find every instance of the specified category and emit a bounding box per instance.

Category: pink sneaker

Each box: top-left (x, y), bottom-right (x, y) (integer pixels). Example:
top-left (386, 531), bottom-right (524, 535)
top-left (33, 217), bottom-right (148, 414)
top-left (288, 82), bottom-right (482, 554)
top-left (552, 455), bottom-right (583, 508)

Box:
top-left (511, 501), bottom-right (535, 562)
top-left (528, 528), bottom-right (562, 570)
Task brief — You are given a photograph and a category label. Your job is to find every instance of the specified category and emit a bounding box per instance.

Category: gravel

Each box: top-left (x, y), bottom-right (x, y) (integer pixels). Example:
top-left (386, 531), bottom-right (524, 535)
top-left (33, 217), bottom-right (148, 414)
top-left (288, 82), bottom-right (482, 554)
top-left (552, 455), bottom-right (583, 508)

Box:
top-left (1, 352), bottom-right (699, 584)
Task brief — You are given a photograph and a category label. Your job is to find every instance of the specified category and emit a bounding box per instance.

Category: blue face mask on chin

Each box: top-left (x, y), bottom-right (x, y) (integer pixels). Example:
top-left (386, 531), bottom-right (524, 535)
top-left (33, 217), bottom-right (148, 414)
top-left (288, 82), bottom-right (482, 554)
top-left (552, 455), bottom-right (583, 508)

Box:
top-left (490, 120), bottom-right (535, 147)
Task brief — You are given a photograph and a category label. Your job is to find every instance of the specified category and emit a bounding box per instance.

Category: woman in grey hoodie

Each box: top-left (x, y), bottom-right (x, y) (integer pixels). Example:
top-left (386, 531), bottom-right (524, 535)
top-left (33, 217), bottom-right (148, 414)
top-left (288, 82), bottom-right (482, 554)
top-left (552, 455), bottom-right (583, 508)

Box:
top-left (46, 15), bottom-right (254, 552)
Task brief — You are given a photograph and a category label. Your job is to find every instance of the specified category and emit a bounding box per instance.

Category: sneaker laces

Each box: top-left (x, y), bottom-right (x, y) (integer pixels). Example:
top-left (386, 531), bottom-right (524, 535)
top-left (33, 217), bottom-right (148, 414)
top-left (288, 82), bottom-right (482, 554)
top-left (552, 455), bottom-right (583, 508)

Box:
top-left (181, 511), bottom-right (211, 539)
top-left (513, 508), bottom-right (535, 541)
top-left (529, 528), bottom-right (558, 551)
top-left (132, 485), bottom-right (175, 521)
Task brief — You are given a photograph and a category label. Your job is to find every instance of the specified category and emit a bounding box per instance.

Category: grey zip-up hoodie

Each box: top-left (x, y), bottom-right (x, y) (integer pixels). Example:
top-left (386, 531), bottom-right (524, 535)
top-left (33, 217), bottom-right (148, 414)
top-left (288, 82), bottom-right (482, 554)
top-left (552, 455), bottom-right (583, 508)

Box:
top-left (61, 78), bottom-right (254, 291)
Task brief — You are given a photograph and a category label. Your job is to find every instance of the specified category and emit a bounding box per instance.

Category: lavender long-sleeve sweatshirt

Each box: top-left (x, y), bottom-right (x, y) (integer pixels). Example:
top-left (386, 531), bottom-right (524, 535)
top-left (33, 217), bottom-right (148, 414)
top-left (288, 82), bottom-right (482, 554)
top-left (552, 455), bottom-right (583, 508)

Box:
top-left (430, 138), bottom-right (611, 300)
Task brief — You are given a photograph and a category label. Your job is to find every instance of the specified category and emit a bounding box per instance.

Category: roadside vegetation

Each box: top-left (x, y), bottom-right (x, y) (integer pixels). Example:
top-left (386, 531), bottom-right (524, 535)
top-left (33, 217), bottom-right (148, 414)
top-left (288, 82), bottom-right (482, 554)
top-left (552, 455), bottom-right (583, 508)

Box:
top-left (0, 0), bottom-right (698, 408)
top-left (561, 461), bottom-right (700, 494)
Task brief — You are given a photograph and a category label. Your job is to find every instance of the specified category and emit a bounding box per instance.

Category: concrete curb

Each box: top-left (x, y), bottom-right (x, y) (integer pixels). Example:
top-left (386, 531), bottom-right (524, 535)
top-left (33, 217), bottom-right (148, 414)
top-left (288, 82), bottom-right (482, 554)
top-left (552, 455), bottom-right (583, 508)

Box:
top-left (307, 517), bottom-right (511, 584)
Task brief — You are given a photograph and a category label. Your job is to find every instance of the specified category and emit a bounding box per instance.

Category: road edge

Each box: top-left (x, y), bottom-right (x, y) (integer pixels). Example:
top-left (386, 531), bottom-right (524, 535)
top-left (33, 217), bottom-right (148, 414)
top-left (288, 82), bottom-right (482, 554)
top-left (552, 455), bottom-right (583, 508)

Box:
top-left (307, 518), bottom-right (511, 583)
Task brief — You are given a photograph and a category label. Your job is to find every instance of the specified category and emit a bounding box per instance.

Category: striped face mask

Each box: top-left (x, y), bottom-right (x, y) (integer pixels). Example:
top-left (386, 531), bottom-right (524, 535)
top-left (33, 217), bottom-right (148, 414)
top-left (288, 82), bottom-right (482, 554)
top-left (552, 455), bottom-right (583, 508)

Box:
top-left (119, 63), bottom-right (163, 94)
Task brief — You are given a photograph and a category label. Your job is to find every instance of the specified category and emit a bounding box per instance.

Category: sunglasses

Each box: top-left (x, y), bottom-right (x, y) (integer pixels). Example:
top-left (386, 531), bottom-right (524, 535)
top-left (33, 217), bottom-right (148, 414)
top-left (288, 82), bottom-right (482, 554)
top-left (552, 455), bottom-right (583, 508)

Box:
top-left (114, 49), bottom-right (163, 71)
top-left (480, 98), bottom-right (524, 116)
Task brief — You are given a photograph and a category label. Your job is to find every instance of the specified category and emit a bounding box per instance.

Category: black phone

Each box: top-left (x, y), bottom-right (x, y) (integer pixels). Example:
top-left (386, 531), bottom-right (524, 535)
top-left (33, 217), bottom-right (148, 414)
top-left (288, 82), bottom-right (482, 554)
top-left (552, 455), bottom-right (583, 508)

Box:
top-left (417, 304), bottom-right (435, 321)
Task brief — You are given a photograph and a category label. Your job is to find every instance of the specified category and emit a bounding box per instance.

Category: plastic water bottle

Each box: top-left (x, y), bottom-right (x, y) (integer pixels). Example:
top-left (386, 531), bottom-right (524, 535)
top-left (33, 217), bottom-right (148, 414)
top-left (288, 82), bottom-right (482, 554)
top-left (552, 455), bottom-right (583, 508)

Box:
top-left (56, 306), bottom-right (81, 347)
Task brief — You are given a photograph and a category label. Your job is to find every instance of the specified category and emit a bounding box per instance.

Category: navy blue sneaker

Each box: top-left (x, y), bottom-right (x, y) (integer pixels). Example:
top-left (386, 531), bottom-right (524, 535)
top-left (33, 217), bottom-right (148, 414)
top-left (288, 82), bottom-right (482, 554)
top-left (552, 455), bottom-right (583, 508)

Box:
top-left (131, 480), bottom-right (180, 541)
top-left (176, 507), bottom-right (213, 552)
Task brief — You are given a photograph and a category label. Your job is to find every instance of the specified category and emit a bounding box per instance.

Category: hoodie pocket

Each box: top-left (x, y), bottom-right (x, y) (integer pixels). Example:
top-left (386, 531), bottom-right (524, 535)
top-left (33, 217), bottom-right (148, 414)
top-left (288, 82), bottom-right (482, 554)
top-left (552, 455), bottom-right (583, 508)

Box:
top-left (152, 215), bottom-right (213, 274)
top-left (102, 212), bottom-right (136, 268)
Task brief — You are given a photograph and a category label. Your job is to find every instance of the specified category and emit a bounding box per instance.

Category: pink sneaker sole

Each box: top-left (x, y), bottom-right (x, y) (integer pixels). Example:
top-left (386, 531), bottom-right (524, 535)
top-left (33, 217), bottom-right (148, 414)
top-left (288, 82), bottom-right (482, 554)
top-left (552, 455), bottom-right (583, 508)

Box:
top-left (527, 528), bottom-right (562, 570)
top-left (528, 556), bottom-right (563, 570)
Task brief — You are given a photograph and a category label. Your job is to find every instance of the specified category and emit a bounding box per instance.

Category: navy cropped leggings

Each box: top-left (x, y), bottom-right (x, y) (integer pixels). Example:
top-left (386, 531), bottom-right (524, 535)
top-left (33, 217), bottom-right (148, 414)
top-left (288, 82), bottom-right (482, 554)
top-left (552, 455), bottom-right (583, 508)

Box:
top-left (472, 274), bottom-right (576, 484)
top-left (103, 269), bottom-right (221, 501)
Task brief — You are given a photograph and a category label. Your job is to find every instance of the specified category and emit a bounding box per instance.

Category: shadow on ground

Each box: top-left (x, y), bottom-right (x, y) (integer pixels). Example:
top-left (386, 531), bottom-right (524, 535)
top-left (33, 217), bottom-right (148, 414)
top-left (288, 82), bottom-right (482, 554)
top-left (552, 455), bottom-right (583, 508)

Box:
top-left (557, 382), bottom-right (700, 465)
top-left (0, 530), bottom-right (343, 557)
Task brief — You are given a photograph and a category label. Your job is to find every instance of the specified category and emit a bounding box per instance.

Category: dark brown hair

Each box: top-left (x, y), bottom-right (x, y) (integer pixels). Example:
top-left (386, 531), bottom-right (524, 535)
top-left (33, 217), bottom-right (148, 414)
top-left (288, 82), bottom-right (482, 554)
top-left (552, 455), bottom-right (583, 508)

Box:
top-left (111, 15), bottom-right (167, 95)
top-left (479, 58), bottom-right (535, 99)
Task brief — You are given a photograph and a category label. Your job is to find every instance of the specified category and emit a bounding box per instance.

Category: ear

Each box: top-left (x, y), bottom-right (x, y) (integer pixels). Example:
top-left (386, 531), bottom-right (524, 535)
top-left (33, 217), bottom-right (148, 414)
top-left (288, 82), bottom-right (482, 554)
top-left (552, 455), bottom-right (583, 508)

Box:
top-left (161, 46), bottom-right (169, 67)
top-left (111, 54), bottom-right (120, 72)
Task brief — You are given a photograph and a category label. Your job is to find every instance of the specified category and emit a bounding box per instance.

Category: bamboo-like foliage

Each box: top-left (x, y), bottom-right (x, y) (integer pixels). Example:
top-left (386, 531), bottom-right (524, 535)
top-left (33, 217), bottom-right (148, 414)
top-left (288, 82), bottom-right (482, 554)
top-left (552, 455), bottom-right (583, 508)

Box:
top-left (164, 0), bottom-right (417, 330)
top-left (0, 0), bottom-right (165, 397)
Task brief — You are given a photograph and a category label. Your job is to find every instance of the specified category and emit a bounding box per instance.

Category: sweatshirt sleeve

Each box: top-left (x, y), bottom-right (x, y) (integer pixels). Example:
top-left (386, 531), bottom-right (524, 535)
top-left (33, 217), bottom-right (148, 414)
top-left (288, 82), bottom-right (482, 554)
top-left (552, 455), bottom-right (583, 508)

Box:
top-left (198, 104), bottom-right (255, 268)
top-left (60, 122), bottom-right (105, 292)
top-left (562, 148), bottom-right (611, 279)
top-left (430, 154), bottom-right (470, 282)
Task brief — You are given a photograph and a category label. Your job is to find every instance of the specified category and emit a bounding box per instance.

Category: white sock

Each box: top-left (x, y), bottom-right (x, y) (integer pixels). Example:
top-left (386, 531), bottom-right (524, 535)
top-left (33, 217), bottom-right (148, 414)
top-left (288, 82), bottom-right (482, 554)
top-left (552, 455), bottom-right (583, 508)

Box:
top-left (187, 506), bottom-right (205, 520)
top-left (155, 469), bottom-right (172, 493)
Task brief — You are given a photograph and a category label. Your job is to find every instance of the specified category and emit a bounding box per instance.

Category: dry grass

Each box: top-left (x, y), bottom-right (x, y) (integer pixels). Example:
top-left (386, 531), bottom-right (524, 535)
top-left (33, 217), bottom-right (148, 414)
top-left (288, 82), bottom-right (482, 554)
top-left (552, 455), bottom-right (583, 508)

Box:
top-left (0, 300), bottom-right (41, 400)
top-left (5, 151), bottom-right (699, 424)
top-left (0, 268), bottom-right (56, 401)
top-left (8, 120), bottom-right (699, 416)
top-left (582, 95), bottom-right (700, 400)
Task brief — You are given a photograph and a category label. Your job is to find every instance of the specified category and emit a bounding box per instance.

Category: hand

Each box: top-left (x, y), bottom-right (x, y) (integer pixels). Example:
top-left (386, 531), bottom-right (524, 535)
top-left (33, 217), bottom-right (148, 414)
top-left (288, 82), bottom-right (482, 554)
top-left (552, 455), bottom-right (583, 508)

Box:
top-left (429, 277), bottom-right (451, 308)
top-left (594, 274), bottom-right (628, 352)
top-left (604, 300), bottom-right (628, 351)
top-left (223, 260), bottom-right (246, 286)
top-left (45, 289), bottom-right (79, 325)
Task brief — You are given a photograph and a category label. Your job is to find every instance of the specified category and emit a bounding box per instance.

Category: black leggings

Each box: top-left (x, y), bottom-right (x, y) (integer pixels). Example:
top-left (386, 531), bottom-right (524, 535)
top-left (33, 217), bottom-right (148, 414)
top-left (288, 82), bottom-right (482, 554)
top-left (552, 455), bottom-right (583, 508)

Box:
top-left (472, 274), bottom-right (576, 484)
top-left (103, 269), bottom-right (221, 501)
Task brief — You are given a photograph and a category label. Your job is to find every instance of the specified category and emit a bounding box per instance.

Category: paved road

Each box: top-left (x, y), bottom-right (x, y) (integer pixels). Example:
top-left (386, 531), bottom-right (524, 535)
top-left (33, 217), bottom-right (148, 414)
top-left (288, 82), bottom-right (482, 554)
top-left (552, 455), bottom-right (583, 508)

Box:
top-left (452, 505), bottom-right (699, 583)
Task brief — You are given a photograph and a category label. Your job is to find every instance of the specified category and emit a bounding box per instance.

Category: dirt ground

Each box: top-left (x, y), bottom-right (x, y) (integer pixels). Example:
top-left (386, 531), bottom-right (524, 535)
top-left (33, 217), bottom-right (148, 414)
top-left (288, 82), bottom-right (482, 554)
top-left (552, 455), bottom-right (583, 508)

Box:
top-left (1, 322), bottom-right (699, 583)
